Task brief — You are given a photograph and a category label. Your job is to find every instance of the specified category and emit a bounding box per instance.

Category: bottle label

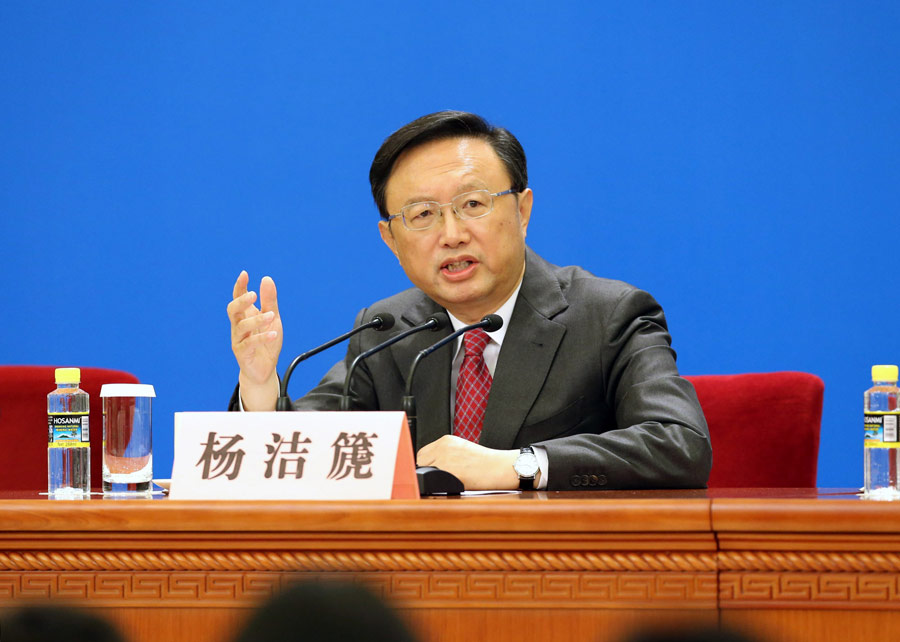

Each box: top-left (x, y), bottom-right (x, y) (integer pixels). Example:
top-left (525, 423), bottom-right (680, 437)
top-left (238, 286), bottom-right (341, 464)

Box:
top-left (864, 412), bottom-right (900, 448)
top-left (47, 413), bottom-right (90, 448)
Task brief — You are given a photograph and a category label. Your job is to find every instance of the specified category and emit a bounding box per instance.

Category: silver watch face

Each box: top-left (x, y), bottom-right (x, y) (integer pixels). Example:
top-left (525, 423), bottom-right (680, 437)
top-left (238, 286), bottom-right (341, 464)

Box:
top-left (514, 452), bottom-right (539, 477)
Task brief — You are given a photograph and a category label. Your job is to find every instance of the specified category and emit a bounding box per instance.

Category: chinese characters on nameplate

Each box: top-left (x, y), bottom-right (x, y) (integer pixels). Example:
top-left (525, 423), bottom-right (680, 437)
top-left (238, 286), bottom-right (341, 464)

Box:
top-left (169, 412), bottom-right (417, 500)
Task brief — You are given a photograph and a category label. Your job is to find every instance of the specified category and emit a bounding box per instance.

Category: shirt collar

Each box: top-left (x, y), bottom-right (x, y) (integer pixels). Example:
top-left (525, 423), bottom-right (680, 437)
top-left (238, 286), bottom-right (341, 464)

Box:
top-left (445, 278), bottom-right (522, 348)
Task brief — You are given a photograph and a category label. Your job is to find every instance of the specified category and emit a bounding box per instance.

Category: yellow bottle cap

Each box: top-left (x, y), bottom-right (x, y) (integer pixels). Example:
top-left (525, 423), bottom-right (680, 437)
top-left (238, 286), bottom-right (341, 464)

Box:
top-left (54, 368), bottom-right (81, 385)
top-left (872, 365), bottom-right (899, 382)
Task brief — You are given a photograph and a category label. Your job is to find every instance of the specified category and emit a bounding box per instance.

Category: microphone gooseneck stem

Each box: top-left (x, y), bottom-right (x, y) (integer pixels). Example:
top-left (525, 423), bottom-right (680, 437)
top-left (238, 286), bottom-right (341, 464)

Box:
top-left (404, 333), bottom-right (457, 398)
top-left (402, 314), bottom-right (503, 452)
top-left (402, 395), bottom-right (417, 452)
top-left (276, 314), bottom-right (393, 411)
top-left (281, 322), bottom-right (375, 397)
top-left (404, 315), bottom-right (502, 398)
top-left (340, 314), bottom-right (447, 411)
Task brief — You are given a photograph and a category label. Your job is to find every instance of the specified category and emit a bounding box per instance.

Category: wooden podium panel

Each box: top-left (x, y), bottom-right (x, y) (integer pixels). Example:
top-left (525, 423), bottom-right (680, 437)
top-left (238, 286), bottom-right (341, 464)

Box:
top-left (713, 495), bottom-right (900, 642)
top-left (0, 489), bottom-right (895, 642)
top-left (0, 491), bottom-right (717, 642)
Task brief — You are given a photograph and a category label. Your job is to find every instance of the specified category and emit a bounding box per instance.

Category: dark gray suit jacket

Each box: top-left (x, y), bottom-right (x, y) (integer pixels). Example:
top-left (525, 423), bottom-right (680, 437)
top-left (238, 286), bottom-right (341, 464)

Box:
top-left (236, 247), bottom-right (711, 491)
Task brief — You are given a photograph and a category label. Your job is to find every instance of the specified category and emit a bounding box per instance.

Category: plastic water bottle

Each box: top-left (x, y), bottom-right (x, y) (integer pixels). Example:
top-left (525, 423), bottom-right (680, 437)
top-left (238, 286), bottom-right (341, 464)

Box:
top-left (864, 364), bottom-right (900, 499)
top-left (48, 367), bottom-right (91, 497)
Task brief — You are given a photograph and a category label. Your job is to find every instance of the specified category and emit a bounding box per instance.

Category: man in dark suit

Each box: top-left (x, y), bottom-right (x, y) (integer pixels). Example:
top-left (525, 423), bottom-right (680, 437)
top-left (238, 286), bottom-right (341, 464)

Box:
top-left (227, 111), bottom-right (711, 491)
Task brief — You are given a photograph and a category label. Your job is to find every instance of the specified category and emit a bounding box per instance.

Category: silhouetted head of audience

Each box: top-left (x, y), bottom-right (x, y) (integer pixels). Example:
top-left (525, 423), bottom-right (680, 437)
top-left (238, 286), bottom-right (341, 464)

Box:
top-left (232, 580), bottom-right (417, 642)
top-left (0, 603), bottom-right (125, 642)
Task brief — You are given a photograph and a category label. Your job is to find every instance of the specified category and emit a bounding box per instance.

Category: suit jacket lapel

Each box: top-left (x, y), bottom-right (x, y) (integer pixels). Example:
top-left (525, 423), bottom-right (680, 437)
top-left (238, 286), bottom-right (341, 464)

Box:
top-left (479, 248), bottom-right (569, 450)
top-left (390, 294), bottom-right (453, 451)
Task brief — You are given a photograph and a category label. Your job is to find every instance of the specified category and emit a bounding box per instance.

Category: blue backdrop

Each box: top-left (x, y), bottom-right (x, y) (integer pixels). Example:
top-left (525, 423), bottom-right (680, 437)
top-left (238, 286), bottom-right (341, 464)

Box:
top-left (3, 1), bottom-right (898, 486)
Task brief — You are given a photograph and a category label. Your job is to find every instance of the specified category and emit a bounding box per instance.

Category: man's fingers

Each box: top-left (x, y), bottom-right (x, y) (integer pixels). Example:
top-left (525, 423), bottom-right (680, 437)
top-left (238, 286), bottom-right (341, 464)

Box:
top-left (233, 270), bottom-right (249, 300)
top-left (415, 439), bottom-right (440, 467)
top-left (235, 311), bottom-right (276, 336)
top-left (233, 329), bottom-right (279, 355)
top-left (260, 276), bottom-right (279, 315)
top-left (227, 290), bottom-right (258, 323)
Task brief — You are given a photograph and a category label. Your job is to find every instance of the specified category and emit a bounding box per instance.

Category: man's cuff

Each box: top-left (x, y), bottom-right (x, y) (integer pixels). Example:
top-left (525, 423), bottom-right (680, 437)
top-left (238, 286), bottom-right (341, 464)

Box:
top-left (532, 445), bottom-right (549, 490)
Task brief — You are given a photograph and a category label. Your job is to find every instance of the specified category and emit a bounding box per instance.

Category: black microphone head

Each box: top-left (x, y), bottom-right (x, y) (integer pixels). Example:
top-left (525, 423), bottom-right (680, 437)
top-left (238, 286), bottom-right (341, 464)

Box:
top-left (426, 311), bottom-right (450, 331)
top-left (372, 312), bottom-right (395, 331)
top-left (481, 314), bottom-right (503, 332)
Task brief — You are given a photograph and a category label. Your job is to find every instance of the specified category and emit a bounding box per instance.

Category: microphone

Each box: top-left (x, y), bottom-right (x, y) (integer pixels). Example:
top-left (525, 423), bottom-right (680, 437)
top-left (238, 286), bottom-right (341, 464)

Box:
top-left (275, 313), bottom-right (395, 411)
top-left (339, 312), bottom-right (450, 411)
top-left (402, 314), bottom-right (503, 496)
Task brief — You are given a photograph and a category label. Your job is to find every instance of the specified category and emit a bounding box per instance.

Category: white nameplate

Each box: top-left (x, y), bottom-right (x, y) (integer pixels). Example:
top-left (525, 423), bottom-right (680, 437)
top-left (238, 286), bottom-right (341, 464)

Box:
top-left (169, 411), bottom-right (418, 500)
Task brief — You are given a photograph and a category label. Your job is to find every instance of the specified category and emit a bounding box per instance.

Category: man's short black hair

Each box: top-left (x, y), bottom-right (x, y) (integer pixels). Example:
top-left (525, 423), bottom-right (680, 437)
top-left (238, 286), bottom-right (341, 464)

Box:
top-left (1, 604), bottom-right (126, 642)
top-left (231, 580), bottom-right (417, 642)
top-left (369, 110), bottom-right (528, 220)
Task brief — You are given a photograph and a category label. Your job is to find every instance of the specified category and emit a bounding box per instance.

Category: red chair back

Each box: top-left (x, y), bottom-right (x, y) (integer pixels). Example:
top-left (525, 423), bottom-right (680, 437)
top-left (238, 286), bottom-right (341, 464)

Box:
top-left (0, 365), bottom-right (140, 491)
top-left (684, 372), bottom-right (824, 488)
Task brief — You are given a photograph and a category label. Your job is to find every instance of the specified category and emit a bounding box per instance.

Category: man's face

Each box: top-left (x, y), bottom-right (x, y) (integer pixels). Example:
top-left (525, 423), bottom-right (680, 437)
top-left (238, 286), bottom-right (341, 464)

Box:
top-left (379, 137), bottom-right (533, 324)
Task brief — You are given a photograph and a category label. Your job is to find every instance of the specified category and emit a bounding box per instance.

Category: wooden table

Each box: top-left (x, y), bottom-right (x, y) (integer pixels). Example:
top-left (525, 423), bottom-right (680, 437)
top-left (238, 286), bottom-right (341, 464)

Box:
top-left (0, 489), bottom-right (897, 642)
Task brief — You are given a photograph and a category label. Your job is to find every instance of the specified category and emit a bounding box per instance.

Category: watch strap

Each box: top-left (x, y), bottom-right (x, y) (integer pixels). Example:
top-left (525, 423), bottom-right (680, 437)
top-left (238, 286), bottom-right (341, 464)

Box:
top-left (517, 446), bottom-right (536, 490)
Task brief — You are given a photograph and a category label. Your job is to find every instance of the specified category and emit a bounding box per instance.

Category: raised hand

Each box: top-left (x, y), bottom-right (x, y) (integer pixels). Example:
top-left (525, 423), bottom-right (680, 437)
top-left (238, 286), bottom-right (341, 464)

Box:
top-left (227, 271), bottom-right (283, 410)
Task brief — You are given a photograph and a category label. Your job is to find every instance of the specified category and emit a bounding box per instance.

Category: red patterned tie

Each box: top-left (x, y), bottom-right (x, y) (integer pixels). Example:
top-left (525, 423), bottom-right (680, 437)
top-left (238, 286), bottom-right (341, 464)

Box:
top-left (454, 329), bottom-right (493, 443)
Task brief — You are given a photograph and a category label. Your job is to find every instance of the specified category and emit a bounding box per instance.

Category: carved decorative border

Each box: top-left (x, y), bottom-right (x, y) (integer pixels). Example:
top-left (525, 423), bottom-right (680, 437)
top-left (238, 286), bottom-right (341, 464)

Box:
top-left (719, 551), bottom-right (900, 573)
top-left (0, 571), bottom-right (718, 608)
top-left (11, 550), bottom-right (900, 574)
top-left (0, 550), bottom-right (716, 573)
top-left (6, 550), bottom-right (899, 608)
top-left (719, 572), bottom-right (900, 608)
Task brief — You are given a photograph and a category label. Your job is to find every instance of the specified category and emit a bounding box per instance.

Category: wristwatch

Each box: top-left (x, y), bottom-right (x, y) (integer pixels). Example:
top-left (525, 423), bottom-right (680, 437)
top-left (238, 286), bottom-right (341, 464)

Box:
top-left (513, 446), bottom-right (539, 490)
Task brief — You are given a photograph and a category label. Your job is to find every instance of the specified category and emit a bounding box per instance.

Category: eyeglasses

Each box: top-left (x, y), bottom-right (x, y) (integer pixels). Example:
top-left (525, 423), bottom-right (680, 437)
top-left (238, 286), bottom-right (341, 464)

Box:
top-left (386, 189), bottom-right (517, 231)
